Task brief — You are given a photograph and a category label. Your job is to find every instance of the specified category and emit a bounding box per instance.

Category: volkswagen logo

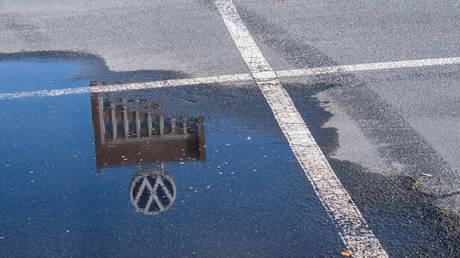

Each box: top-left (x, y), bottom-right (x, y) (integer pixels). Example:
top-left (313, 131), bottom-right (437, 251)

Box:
top-left (130, 168), bottom-right (176, 215)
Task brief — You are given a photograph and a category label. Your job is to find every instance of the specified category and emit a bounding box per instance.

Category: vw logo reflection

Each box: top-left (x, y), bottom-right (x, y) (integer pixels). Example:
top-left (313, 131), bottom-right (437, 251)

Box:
top-left (130, 164), bottom-right (176, 215)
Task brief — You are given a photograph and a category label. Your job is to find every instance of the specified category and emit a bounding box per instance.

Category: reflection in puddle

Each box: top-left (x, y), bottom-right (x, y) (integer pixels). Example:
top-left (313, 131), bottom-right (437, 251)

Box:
top-left (91, 87), bottom-right (206, 215)
top-left (130, 164), bottom-right (176, 215)
top-left (0, 61), bottom-right (346, 256)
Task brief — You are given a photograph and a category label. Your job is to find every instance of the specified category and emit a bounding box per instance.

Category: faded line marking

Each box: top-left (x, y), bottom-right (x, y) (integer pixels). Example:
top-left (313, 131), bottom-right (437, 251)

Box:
top-left (0, 73), bottom-right (253, 100)
top-left (0, 87), bottom-right (92, 100)
top-left (277, 57), bottom-right (460, 77)
top-left (1, 57), bottom-right (460, 100)
top-left (215, 0), bottom-right (388, 256)
top-left (90, 73), bottom-right (253, 93)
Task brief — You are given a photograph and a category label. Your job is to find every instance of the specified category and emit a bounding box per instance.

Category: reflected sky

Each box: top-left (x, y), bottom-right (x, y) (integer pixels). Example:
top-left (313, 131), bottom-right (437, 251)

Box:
top-left (0, 61), bottom-right (344, 256)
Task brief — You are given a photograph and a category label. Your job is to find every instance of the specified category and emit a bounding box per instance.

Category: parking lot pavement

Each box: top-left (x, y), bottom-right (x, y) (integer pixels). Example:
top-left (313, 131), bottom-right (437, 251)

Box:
top-left (233, 0), bottom-right (460, 214)
top-left (0, 0), bottom-right (249, 76)
top-left (1, 0), bottom-right (459, 256)
top-left (234, 0), bottom-right (460, 69)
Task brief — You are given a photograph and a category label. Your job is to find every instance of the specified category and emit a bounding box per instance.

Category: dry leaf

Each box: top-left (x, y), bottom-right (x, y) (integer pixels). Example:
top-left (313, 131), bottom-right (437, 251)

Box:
top-left (341, 250), bottom-right (352, 256)
top-left (439, 210), bottom-right (449, 216)
top-left (411, 181), bottom-right (422, 190)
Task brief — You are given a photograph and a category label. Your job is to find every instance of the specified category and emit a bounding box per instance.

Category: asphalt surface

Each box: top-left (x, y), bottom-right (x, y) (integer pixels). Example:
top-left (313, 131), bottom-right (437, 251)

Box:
top-left (1, 0), bottom-right (459, 256)
top-left (232, 0), bottom-right (460, 213)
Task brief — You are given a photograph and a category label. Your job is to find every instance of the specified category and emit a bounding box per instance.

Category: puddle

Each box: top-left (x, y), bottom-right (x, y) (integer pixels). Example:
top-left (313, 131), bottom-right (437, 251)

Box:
top-left (0, 60), bottom-right (345, 256)
top-left (0, 60), bottom-right (84, 93)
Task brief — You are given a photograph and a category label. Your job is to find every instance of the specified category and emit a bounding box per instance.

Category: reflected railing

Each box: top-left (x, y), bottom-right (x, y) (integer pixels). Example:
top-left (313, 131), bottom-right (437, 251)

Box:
top-left (90, 87), bottom-right (206, 215)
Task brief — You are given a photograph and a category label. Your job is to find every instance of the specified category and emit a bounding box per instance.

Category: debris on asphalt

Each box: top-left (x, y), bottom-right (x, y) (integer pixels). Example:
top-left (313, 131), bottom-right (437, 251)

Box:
top-left (439, 210), bottom-right (449, 216)
top-left (340, 250), bottom-right (352, 256)
top-left (411, 181), bottom-right (423, 191)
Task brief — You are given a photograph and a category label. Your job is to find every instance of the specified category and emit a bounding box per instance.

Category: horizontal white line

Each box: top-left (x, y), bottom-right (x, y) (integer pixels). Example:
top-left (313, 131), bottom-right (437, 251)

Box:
top-left (0, 73), bottom-right (252, 100)
top-left (0, 86), bottom-right (91, 100)
top-left (0, 57), bottom-right (459, 100)
top-left (277, 57), bottom-right (460, 77)
top-left (217, 0), bottom-right (387, 256)
top-left (90, 73), bottom-right (253, 93)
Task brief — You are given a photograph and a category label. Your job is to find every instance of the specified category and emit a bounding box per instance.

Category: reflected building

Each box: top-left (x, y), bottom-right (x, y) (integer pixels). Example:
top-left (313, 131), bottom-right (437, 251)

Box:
top-left (90, 87), bottom-right (206, 215)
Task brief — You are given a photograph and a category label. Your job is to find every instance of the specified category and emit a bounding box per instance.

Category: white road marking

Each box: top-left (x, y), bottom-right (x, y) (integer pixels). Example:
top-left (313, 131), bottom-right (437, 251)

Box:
top-left (277, 57), bottom-right (460, 77)
top-left (0, 73), bottom-right (253, 100)
top-left (215, 0), bottom-right (388, 257)
top-left (1, 56), bottom-right (459, 100)
top-left (90, 73), bottom-right (253, 93)
top-left (0, 86), bottom-right (91, 100)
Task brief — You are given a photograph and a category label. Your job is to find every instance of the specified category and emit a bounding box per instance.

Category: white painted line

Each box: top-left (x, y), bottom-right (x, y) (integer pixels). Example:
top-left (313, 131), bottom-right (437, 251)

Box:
top-left (1, 56), bottom-right (459, 100)
top-left (0, 73), bottom-right (253, 100)
top-left (277, 57), bottom-right (460, 78)
top-left (90, 73), bottom-right (253, 93)
top-left (215, 0), bottom-right (388, 256)
top-left (0, 86), bottom-right (91, 100)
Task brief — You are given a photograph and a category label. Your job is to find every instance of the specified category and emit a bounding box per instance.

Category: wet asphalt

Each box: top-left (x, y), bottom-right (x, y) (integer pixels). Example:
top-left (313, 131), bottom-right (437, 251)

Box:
top-left (1, 0), bottom-right (460, 257)
top-left (0, 55), bottom-right (459, 257)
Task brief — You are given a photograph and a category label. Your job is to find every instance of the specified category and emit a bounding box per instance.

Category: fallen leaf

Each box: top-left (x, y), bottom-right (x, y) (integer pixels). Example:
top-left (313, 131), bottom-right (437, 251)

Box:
top-left (341, 250), bottom-right (352, 256)
top-left (439, 210), bottom-right (449, 216)
top-left (411, 181), bottom-right (422, 190)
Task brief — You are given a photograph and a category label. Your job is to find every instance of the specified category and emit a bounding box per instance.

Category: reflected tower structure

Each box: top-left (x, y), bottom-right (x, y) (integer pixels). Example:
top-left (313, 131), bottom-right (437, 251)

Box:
top-left (90, 86), bottom-right (206, 215)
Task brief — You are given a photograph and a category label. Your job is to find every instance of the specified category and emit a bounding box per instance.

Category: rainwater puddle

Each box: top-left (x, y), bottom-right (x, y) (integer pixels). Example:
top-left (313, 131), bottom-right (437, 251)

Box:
top-left (0, 60), bottom-right (344, 256)
top-left (0, 60), bottom-right (84, 93)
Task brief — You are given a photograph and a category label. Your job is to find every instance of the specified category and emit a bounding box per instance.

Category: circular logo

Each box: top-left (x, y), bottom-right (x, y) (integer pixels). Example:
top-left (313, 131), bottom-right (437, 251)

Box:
top-left (130, 169), bottom-right (176, 215)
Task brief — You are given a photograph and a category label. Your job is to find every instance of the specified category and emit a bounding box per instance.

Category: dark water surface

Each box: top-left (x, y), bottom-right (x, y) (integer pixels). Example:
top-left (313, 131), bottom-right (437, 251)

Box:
top-left (0, 60), bottom-right (344, 257)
